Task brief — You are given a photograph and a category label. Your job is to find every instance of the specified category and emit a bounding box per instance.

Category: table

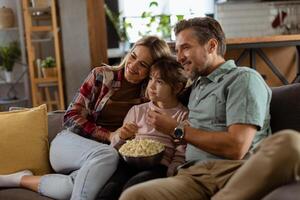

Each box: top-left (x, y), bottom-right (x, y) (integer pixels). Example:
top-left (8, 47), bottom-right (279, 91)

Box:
top-left (226, 34), bottom-right (300, 85)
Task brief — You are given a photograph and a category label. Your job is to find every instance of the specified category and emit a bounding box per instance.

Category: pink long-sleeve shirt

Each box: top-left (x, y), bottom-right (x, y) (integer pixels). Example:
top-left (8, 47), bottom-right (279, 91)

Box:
top-left (111, 101), bottom-right (188, 176)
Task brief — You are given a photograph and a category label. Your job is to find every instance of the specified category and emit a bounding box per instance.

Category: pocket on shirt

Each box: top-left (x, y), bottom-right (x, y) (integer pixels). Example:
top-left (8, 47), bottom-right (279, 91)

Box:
top-left (196, 94), bottom-right (216, 122)
top-left (190, 93), bottom-right (226, 127)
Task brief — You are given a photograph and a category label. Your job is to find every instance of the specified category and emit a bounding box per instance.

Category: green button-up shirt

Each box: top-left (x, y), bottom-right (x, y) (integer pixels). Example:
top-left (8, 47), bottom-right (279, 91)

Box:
top-left (186, 60), bottom-right (272, 161)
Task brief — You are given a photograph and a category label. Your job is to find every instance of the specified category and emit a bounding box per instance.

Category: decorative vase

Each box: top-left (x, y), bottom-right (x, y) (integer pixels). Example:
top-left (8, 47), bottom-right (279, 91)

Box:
top-left (4, 71), bottom-right (13, 82)
top-left (42, 67), bottom-right (57, 78)
top-left (0, 7), bottom-right (14, 28)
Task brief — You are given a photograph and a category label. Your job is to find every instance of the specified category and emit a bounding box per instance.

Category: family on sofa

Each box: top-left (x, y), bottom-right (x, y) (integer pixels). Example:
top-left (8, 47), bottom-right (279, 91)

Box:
top-left (1, 17), bottom-right (300, 200)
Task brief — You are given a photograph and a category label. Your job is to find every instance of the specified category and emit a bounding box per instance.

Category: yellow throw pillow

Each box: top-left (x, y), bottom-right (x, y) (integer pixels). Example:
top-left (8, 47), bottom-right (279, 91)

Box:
top-left (0, 104), bottom-right (51, 175)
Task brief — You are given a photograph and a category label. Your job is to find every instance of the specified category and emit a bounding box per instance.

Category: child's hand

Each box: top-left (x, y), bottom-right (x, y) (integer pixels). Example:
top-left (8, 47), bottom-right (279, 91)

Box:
top-left (118, 122), bottom-right (138, 140)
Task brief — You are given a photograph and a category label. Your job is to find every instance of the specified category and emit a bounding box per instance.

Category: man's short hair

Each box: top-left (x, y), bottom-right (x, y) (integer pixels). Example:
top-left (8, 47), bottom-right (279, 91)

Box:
top-left (174, 17), bottom-right (226, 56)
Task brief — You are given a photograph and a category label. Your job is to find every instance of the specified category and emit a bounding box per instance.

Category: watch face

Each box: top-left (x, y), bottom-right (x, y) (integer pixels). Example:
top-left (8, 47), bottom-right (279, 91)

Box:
top-left (174, 128), bottom-right (183, 139)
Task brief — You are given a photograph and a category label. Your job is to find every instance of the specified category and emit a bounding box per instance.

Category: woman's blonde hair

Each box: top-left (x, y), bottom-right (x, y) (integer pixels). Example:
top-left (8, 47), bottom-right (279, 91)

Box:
top-left (115, 36), bottom-right (171, 70)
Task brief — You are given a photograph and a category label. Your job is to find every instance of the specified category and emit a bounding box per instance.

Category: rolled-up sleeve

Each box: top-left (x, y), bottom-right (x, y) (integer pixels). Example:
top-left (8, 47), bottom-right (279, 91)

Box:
top-left (226, 71), bottom-right (271, 130)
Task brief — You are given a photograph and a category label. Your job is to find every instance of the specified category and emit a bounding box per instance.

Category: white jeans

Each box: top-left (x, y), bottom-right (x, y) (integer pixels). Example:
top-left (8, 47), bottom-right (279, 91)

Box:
top-left (38, 130), bottom-right (119, 200)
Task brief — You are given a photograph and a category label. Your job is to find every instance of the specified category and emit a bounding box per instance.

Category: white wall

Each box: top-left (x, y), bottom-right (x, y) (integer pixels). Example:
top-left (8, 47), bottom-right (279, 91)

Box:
top-left (216, 1), bottom-right (300, 38)
top-left (58, 0), bottom-right (91, 104)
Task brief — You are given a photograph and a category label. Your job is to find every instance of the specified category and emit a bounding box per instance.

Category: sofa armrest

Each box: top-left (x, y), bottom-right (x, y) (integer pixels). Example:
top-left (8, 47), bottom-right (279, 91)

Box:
top-left (270, 83), bottom-right (300, 133)
top-left (262, 182), bottom-right (300, 200)
top-left (48, 111), bottom-right (65, 142)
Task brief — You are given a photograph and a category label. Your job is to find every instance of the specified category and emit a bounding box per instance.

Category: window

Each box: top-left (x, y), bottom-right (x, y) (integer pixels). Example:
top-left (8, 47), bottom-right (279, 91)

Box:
top-left (118, 0), bottom-right (215, 42)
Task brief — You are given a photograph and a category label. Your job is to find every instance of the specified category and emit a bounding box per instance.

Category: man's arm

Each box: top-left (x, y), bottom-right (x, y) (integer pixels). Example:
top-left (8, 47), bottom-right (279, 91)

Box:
top-left (147, 110), bottom-right (257, 160)
top-left (184, 124), bottom-right (256, 160)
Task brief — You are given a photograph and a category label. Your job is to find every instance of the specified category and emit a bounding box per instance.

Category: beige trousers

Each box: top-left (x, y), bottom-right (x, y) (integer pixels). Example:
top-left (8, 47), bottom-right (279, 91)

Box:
top-left (119, 130), bottom-right (300, 200)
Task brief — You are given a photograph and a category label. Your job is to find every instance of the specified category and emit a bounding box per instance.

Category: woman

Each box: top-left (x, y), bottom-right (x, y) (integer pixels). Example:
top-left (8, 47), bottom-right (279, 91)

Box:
top-left (0, 36), bottom-right (171, 200)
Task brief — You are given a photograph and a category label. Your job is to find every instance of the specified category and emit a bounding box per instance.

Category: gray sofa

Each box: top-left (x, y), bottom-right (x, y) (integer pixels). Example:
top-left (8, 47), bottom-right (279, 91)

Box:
top-left (1, 83), bottom-right (300, 200)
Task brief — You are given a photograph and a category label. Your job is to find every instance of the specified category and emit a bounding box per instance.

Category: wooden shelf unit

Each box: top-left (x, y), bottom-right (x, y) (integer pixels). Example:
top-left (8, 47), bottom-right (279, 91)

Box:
top-left (22, 0), bottom-right (64, 111)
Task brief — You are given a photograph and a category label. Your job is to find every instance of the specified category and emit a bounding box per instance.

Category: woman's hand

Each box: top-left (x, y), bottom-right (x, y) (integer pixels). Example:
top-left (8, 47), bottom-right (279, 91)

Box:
top-left (118, 122), bottom-right (138, 140)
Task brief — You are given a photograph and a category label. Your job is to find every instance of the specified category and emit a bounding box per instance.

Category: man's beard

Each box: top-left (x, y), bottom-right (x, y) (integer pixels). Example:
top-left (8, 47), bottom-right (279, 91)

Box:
top-left (189, 67), bottom-right (202, 81)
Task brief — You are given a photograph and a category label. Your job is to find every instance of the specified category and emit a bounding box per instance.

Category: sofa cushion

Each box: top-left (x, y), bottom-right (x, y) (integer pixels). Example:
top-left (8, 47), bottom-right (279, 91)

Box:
top-left (0, 104), bottom-right (51, 175)
top-left (270, 83), bottom-right (300, 133)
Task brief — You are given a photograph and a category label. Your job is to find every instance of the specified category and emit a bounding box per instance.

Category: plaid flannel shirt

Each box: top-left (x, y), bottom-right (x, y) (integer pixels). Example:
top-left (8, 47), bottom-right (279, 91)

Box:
top-left (63, 66), bottom-right (124, 143)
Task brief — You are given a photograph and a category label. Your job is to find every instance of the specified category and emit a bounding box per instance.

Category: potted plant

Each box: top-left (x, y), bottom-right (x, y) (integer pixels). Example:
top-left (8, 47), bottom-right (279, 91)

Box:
top-left (40, 56), bottom-right (57, 78)
top-left (139, 1), bottom-right (184, 41)
top-left (0, 41), bottom-right (21, 82)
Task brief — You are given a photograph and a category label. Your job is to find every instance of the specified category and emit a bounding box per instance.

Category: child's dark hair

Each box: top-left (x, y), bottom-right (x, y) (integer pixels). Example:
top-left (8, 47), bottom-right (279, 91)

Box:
top-left (151, 56), bottom-right (187, 94)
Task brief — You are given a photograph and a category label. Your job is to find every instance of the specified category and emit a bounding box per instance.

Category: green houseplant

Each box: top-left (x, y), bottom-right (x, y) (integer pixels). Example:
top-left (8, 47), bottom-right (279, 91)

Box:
top-left (40, 56), bottom-right (57, 78)
top-left (140, 1), bottom-right (184, 40)
top-left (0, 41), bottom-right (21, 72)
top-left (0, 41), bottom-right (21, 82)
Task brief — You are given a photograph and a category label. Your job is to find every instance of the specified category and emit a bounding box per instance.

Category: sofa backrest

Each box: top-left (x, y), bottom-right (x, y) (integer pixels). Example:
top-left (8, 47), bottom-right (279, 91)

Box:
top-left (270, 83), bottom-right (300, 133)
top-left (46, 83), bottom-right (300, 141)
top-left (48, 111), bottom-right (65, 142)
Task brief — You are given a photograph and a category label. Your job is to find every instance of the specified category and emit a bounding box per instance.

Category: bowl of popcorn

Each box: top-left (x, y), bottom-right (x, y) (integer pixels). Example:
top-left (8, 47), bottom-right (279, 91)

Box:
top-left (119, 139), bottom-right (165, 169)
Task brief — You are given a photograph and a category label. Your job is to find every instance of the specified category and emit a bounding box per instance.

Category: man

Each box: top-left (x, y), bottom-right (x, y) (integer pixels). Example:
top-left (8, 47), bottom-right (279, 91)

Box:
top-left (119, 17), bottom-right (300, 200)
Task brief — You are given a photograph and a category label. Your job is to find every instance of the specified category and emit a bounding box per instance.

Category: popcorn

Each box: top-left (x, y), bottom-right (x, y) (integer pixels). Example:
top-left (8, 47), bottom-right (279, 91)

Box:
top-left (119, 139), bottom-right (165, 157)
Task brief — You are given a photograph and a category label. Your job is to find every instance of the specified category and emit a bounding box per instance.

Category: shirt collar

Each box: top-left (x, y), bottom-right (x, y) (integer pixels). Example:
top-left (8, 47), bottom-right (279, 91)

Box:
top-left (111, 68), bottom-right (123, 89)
top-left (206, 60), bottom-right (237, 83)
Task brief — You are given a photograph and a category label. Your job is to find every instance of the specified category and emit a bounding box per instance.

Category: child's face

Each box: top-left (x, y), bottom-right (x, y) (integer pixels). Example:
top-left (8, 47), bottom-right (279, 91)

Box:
top-left (147, 69), bottom-right (175, 105)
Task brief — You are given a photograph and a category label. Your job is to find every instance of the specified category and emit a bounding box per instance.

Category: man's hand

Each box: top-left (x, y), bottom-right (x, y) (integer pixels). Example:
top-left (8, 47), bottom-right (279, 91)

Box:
top-left (118, 122), bottom-right (138, 140)
top-left (147, 109), bottom-right (178, 135)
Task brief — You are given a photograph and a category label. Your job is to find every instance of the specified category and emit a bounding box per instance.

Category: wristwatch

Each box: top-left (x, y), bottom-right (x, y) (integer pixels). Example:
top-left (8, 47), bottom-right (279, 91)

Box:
top-left (173, 122), bottom-right (186, 141)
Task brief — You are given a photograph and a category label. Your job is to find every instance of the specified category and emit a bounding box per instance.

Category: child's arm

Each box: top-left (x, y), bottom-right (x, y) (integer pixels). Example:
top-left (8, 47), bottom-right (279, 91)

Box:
top-left (110, 122), bottom-right (138, 149)
top-left (167, 143), bottom-right (186, 176)
top-left (110, 128), bottom-right (126, 149)
top-left (110, 106), bottom-right (138, 149)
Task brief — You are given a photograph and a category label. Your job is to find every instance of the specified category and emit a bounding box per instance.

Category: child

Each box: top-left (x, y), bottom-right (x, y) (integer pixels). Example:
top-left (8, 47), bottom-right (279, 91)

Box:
top-left (100, 56), bottom-right (188, 200)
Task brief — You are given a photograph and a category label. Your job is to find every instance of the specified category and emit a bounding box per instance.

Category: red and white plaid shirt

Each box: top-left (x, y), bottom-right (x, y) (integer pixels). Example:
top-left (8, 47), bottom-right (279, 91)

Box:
top-left (63, 65), bottom-right (145, 143)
